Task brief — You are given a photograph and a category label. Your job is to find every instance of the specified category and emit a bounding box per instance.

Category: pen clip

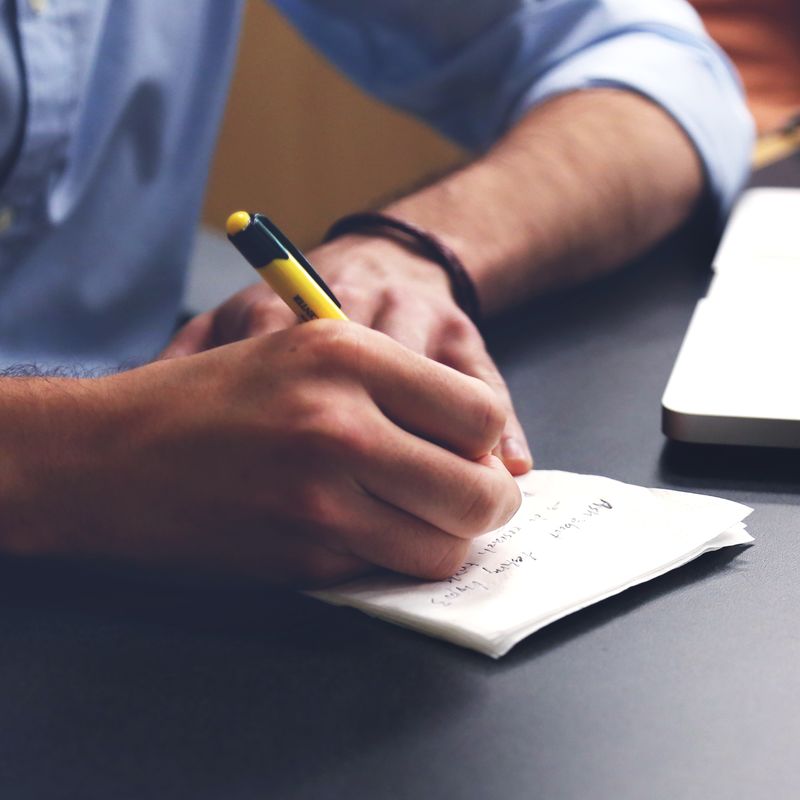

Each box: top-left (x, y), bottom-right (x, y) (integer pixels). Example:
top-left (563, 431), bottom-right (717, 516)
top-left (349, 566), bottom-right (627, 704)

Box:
top-left (253, 214), bottom-right (342, 309)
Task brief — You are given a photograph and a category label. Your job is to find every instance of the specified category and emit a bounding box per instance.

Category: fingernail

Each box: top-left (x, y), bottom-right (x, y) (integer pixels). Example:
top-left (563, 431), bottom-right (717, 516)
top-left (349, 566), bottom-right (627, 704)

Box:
top-left (501, 437), bottom-right (532, 470)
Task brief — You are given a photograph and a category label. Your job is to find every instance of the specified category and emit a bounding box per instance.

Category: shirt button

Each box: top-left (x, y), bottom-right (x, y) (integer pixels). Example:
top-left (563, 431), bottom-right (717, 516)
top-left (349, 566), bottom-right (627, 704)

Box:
top-left (0, 206), bottom-right (14, 233)
top-left (29, 0), bottom-right (47, 14)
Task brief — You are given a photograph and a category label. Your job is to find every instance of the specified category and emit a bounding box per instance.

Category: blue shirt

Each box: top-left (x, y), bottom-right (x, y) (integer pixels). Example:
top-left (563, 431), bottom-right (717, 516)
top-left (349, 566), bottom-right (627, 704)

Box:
top-left (0, 0), bottom-right (753, 370)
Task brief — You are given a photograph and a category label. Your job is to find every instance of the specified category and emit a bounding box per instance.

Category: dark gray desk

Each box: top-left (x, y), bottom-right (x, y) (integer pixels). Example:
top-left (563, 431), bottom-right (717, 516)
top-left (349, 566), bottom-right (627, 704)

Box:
top-left (2, 161), bottom-right (800, 800)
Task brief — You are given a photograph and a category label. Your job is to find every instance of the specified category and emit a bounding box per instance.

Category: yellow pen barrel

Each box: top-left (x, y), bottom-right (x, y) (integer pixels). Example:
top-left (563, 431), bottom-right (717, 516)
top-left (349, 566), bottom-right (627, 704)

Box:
top-left (256, 255), bottom-right (348, 322)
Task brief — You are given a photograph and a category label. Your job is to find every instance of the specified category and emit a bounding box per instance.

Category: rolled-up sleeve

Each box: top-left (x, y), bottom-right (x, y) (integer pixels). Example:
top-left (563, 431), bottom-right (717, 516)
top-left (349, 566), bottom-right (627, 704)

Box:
top-left (273, 0), bottom-right (754, 216)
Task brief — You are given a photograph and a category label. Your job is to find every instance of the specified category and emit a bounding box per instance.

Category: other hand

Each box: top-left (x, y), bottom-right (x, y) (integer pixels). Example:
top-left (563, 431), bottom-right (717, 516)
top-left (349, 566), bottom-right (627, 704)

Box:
top-left (164, 235), bottom-right (532, 474)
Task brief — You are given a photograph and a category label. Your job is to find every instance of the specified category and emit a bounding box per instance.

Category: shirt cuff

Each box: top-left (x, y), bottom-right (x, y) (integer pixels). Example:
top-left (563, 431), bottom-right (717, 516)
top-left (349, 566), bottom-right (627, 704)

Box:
top-left (513, 29), bottom-right (755, 222)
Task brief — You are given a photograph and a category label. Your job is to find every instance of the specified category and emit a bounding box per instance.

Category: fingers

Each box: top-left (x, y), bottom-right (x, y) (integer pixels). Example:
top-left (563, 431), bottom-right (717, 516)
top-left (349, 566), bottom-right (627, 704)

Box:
top-left (255, 431), bottom-right (519, 586)
top-left (338, 490), bottom-right (477, 581)
top-left (179, 285), bottom-right (302, 357)
top-left (458, 356), bottom-right (532, 475)
top-left (362, 304), bottom-right (533, 474)
top-left (161, 312), bottom-right (214, 358)
top-left (435, 320), bottom-right (533, 476)
top-left (161, 284), bottom-right (299, 359)
top-left (354, 423), bottom-right (521, 538)
top-left (213, 284), bottom-right (298, 341)
top-left (266, 478), bottom-right (501, 585)
top-left (342, 327), bottom-right (508, 461)
top-left (265, 497), bottom-right (473, 584)
top-left (233, 297), bottom-right (297, 339)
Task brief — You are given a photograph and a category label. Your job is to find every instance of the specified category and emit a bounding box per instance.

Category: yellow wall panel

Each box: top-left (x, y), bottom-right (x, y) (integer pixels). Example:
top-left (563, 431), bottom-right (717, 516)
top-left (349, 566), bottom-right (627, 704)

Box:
top-left (203, 1), bottom-right (463, 250)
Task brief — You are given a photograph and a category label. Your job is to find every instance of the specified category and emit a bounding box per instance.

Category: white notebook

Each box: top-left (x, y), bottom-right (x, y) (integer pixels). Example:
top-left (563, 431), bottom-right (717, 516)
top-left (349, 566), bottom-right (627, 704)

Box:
top-left (311, 470), bottom-right (753, 658)
top-left (663, 188), bottom-right (800, 447)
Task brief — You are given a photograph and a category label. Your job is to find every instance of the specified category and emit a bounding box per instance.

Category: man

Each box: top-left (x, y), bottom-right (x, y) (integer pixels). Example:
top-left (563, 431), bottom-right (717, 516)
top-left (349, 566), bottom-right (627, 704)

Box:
top-left (0, 2), bottom-right (752, 585)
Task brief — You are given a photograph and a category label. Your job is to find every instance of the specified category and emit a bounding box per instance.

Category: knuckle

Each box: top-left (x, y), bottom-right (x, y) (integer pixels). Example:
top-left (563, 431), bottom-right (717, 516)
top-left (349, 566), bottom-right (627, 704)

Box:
top-left (443, 313), bottom-right (476, 342)
top-left (471, 382), bottom-right (507, 449)
top-left (296, 403), bottom-right (374, 463)
top-left (291, 481), bottom-right (335, 528)
top-left (225, 290), bottom-right (279, 331)
top-left (295, 319), bottom-right (365, 367)
top-left (375, 527), bottom-right (468, 581)
top-left (241, 310), bottom-right (271, 338)
top-left (434, 315), bottom-right (479, 363)
top-left (378, 286), bottom-right (406, 311)
top-left (328, 413), bottom-right (373, 462)
top-left (457, 476), bottom-right (506, 536)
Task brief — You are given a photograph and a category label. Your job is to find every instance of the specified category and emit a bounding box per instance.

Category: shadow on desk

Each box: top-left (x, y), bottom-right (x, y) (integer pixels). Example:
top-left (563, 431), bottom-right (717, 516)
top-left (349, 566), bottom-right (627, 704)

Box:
top-left (0, 540), bottom-right (749, 675)
top-left (0, 555), bottom-right (491, 796)
top-left (0, 536), bottom-right (754, 800)
top-left (497, 543), bottom-right (749, 669)
top-left (659, 441), bottom-right (800, 498)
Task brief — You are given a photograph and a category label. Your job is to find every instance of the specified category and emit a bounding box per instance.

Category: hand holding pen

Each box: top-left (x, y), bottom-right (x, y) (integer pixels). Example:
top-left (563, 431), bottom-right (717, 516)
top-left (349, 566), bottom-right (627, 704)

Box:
top-left (164, 211), bottom-right (532, 475)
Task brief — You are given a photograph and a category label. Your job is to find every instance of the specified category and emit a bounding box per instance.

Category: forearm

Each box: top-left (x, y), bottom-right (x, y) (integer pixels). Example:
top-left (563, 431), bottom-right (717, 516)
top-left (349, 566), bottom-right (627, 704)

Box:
top-left (0, 377), bottom-right (113, 557)
top-left (0, 332), bottom-right (521, 585)
top-left (386, 89), bottom-right (704, 315)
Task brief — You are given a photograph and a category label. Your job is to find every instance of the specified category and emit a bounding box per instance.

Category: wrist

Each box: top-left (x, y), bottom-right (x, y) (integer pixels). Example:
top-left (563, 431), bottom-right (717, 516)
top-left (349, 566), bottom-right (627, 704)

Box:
top-left (323, 213), bottom-right (481, 321)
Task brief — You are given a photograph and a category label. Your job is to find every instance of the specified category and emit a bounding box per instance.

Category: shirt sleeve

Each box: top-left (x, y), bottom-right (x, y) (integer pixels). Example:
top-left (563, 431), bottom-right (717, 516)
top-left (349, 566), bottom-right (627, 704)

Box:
top-left (272, 0), bottom-right (754, 217)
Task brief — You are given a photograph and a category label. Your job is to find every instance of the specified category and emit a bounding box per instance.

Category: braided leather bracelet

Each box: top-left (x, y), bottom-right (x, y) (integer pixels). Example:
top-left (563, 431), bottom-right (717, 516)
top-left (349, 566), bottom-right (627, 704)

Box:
top-left (323, 212), bottom-right (482, 324)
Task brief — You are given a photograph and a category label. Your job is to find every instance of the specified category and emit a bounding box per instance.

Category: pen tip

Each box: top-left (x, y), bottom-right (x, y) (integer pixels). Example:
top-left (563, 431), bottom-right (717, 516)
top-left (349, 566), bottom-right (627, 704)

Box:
top-left (226, 211), bottom-right (251, 237)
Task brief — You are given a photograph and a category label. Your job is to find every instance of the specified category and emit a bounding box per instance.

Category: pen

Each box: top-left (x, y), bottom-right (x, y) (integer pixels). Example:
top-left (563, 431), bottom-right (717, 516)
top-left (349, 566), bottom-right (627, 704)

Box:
top-left (226, 211), bottom-right (348, 322)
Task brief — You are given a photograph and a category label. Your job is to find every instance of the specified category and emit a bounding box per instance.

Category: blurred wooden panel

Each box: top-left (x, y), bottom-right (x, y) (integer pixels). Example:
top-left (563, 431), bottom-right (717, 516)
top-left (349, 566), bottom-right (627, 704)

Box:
top-left (691, 0), bottom-right (800, 133)
top-left (202, 0), bottom-right (463, 249)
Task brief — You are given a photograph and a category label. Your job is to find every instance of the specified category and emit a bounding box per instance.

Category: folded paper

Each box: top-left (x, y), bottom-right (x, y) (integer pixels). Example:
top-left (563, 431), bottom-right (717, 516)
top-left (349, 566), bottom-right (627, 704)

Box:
top-left (311, 471), bottom-right (753, 658)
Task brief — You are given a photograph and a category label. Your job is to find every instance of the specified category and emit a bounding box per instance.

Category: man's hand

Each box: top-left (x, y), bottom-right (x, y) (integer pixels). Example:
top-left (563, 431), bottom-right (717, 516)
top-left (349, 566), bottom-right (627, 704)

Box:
top-left (3, 322), bottom-right (521, 587)
top-left (164, 235), bottom-right (533, 475)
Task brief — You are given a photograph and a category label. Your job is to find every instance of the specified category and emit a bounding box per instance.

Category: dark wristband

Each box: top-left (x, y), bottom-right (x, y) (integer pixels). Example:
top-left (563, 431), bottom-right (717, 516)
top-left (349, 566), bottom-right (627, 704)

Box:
top-left (323, 212), bottom-right (482, 324)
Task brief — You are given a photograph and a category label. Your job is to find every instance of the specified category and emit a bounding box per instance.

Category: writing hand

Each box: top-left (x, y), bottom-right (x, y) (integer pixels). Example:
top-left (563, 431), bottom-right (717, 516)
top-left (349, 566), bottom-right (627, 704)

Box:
top-left (20, 323), bottom-right (520, 586)
top-left (164, 235), bottom-right (533, 475)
